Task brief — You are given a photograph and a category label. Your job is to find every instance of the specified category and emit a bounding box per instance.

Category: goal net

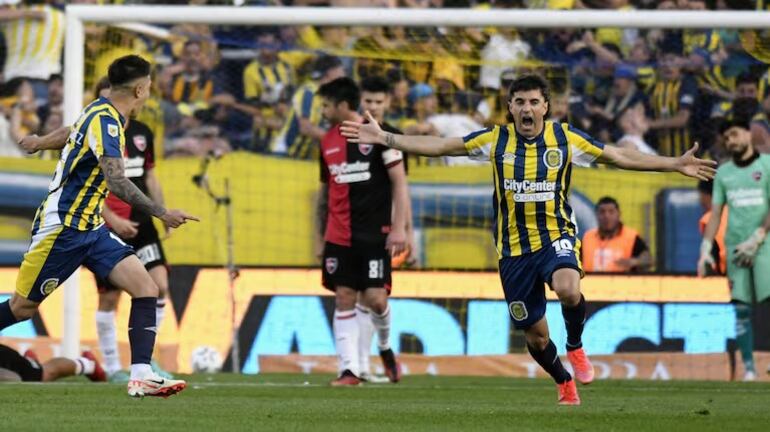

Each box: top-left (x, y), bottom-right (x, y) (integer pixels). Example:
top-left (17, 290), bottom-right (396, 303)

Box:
top-left (1, 5), bottom-right (769, 379)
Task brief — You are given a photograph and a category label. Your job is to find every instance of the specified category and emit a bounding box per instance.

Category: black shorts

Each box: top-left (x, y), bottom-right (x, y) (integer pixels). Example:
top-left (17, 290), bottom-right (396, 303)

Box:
top-left (0, 345), bottom-right (43, 382)
top-left (322, 241), bottom-right (392, 293)
top-left (96, 219), bottom-right (166, 293)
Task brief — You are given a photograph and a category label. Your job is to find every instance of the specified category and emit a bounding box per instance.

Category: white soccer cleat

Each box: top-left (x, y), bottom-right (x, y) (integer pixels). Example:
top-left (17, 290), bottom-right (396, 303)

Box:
top-left (743, 370), bottom-right (757, 382)
top-left (127, 373), bottom-right (187, 398)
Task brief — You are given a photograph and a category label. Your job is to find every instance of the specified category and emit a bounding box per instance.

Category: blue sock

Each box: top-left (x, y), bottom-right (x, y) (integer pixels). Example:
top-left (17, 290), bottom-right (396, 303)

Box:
top-left (128, 297), bottom-right (157, 365)
top-left (528, 339), bottom-right (572, 384)
top-left (562, 294), bottom-right (586, 351)
top-left (0, 300), bottom-right (20, 331)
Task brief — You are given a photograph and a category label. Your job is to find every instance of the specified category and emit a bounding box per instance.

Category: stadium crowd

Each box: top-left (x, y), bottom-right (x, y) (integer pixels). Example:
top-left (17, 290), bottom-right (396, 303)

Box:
top-left (0, 0), bottom-right (768, 163)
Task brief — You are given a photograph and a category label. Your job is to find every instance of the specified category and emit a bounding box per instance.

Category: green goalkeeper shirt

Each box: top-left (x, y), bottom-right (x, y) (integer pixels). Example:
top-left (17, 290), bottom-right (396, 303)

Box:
top-left (713, 153), bottom-right (770, 248)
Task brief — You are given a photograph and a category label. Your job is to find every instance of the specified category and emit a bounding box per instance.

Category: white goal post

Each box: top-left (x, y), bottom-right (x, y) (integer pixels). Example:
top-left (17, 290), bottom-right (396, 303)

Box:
top-left (60, 4), bottom-right (770, 360)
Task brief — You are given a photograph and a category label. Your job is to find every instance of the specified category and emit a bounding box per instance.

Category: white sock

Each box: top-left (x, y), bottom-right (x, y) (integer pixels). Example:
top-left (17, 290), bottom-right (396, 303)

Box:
top-left (356, 304), bottom-right (374, 377)
top-left (333, 309), bottom-right (360, 377)
top-left (372, 304), bottom-right (392, 351)
top-left (156, 299), bottom-right (166, 329)
top-left (95, 310), bottom-right (122, 375)
top-left (74, 357), bottom-right (95, 376)
top-left (130, 363), bottom-right (153, 380)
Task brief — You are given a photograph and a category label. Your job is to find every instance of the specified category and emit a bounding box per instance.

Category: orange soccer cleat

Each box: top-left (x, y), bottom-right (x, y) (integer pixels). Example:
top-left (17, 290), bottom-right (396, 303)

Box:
top-left (567, 347), bottom-right (595, 385)
top-left (557, 379), bottom-right (581, 406)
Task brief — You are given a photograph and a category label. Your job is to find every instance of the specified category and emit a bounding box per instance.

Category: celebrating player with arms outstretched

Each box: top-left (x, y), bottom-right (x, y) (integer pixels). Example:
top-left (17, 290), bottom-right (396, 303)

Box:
top-left (342, 74), bottom-right (715, 404)
top-left (699, 119), bottom-right (770, 381)
top-left (316, 77), bottom-right (409, 386)
top-left (0, 55), bottom-right (197, 398)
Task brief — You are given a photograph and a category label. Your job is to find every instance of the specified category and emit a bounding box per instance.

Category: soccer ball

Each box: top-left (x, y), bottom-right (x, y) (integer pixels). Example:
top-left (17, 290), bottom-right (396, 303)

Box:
top-left (190, 346), bottom-right (222, 373)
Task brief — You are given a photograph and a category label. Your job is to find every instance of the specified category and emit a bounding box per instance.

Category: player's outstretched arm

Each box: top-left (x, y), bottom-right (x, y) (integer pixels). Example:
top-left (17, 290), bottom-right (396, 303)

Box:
top-left (341, 111), bottom-right (466, 157)
top-left (599, 142), bottom-right (717, 181)
top-left (18, 126), bottom-right (71, 154)
top-left (100, 156), bottom-right (199, 228)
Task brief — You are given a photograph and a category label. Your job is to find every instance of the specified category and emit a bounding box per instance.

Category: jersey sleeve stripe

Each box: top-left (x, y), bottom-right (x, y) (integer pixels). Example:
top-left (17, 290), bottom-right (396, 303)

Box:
top-left (462, 127), bottom-right (492, 143)
top-left (567, 124), bottom-right (605, 152)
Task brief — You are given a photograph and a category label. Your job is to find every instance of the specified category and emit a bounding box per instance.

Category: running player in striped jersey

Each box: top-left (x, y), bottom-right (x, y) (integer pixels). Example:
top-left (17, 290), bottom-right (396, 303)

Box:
top-left (0, 55), bottom-right (197, 398)
top-left (342, 74), bottom-right (716, 405)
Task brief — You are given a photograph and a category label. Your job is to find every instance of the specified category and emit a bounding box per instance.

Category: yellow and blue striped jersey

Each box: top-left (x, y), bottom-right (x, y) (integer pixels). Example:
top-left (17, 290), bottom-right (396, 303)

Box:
top-left (243, 60), bottom-right (294, 102)
top-left (650, 76), bottom-right (698, 157)
top-left (32, 97), bottom-right (125, 233)
top-left (463, 121), bottom-right (604, 258)
top-left (271, 81), bottom-right (325, 160)
top-left (2, 5), bottom-right (64, 81)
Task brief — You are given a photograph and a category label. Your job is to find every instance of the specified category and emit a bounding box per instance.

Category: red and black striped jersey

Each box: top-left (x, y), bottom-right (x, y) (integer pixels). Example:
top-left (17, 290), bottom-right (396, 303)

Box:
top-left (104, 119), bottom-right (155, 222)
top-left (320, 124), bottom-right (403, 246)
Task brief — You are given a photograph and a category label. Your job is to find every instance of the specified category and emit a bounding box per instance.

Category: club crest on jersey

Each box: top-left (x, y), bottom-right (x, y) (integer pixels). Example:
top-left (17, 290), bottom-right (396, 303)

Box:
top-left (133, 135), bottom-right (147, 152)
top-left (753, 171), bottom-right (762, 182)
top-left (40, 278), bottom-right (59, 297)
top-left (509, 301), bottom-right (528, 321)
top-left (543, 148), bottom-right (563, 169)
top-left (358, 144), bottom-right (373, 155)
top-left (107, 123), bottom-right (119, 138)
top-left (325, 257), bottom-right (338, 274)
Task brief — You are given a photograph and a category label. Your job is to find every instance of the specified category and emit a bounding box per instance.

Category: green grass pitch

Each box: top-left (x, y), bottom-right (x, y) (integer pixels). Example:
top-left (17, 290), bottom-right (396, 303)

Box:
top-left (1, 374), bottom-right (769, 431)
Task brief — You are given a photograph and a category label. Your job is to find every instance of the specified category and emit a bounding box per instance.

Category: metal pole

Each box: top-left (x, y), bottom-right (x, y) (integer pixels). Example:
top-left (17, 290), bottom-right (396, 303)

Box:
top-left (225, 179), bottom-right (240, 373)
top-left (61, 9), bottom-right (85, 360)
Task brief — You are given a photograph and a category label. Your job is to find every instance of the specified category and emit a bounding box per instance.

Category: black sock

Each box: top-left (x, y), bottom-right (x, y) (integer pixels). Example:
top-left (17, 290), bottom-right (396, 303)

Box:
top-left (128, 297), bottom-right (157, 365)
top-left (562, 294), bottom-right (586, 351)
top-left (527, 339), bottom-right (572, 384)
top-left (0, 300), bottom-right (20, 331)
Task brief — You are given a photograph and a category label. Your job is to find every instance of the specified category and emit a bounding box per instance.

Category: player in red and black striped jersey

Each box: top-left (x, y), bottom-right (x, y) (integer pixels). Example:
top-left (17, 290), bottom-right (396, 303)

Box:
top-left (315, 77), bottom-right (409, 386)
top-left (91, 79), bottom-right (172, 382)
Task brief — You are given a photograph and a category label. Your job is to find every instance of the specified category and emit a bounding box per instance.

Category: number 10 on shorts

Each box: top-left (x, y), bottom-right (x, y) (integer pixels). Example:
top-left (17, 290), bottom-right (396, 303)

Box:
top-left (369, 259), bottom-right (384, 279)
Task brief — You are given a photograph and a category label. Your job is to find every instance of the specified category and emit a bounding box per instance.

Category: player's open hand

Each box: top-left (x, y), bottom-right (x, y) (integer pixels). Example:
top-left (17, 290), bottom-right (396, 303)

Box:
top-left (676, 142), bottom-right (717, 181)
top-left (386, 227), bottom-right (407, 258)
top-left (18, 134), bottom-right (41, 154)
top-left (340, 111), bottom-right (384, 145)
top-left (161, 209), bottom-right (200, 228)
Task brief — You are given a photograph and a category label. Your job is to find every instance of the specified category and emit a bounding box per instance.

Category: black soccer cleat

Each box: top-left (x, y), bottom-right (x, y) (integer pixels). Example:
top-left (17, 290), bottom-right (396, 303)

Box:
top-left (379, 348), bottom-right (401, 383)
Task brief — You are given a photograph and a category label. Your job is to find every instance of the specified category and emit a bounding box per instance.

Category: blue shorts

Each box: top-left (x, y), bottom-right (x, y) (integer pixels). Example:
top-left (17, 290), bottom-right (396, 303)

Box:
top-left (16, 225), bottom-right (134, 302)
top-left (499, 235), bottom-right (583, 330)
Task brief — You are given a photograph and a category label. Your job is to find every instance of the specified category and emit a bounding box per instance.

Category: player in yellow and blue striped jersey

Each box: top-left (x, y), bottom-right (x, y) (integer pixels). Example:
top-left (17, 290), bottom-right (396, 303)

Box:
top-left (0, 55), bottom-right (197, 399)
top-left (341, 74), bottom-right (716, 406)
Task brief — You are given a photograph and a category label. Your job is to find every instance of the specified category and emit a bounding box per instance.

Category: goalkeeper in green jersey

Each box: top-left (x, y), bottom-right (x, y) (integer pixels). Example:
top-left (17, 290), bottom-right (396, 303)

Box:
top-left (698, 119), bottom-right (770, 381)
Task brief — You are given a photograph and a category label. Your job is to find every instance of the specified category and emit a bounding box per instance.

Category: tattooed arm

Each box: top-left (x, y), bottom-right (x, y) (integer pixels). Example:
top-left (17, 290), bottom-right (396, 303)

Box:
top-left (100, 156), bottom-right (198, 227)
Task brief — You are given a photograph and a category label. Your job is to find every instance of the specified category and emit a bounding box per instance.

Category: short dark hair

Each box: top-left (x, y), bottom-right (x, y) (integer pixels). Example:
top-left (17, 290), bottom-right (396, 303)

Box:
top-left (94, 76), bottom-right (111, 97)
top-left (318, 77), bottom-right (360, 111)
top-left (48, 74), bottom-right (63, 84)
top-left (719, 118), bottom-right (751, 135)
top-left (311, 55), bottom-right (343, 80)
top-left (698, 179), bottom-right (713, 196)
top-left (736, 72), bottom-right (758, 87)
top-left (108, 55), bottom-right (151, 88)
top-left (508, 74), bottom-right (551, 104)
top-left (596, 196), bottom-right (619, 210)
top-left (360, 76), bottom-right (391, 94)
